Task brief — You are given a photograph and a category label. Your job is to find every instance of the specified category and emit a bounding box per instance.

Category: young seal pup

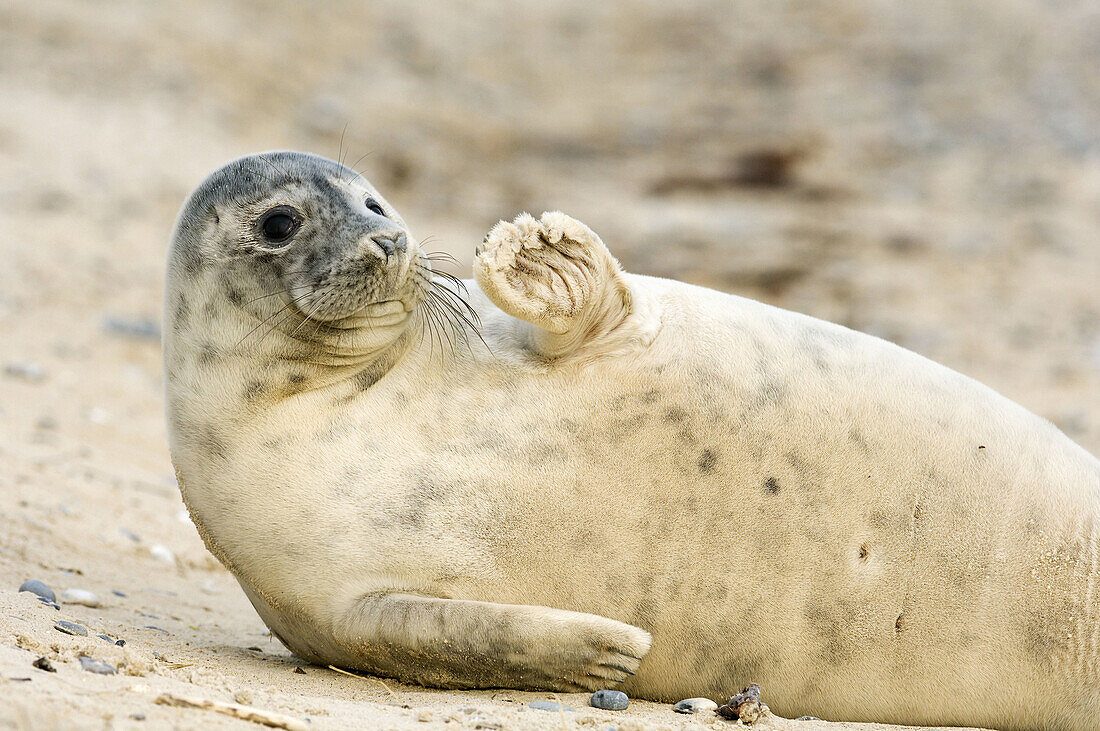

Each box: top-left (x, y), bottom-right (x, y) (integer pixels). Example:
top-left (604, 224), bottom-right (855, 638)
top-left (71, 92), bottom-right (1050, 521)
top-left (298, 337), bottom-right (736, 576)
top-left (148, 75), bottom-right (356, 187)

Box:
top-left (165, 151), bottom-right (1100, 730)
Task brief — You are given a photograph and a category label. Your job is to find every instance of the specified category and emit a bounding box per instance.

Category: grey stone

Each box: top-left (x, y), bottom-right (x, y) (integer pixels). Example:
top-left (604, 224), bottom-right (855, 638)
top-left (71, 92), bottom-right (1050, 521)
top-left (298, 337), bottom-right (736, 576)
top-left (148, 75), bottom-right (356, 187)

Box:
top-left (61, 589), bottom-right (101, 607)
top-left (590, 689), bottom-right (629, 711)
top-left (101, 316), bottom-right (161, 341)
top-left (54, 620), bottom-right (88, 636)
top-left (4, 362), bottom-right (46, 382)
top-left (529, 701), bottom-right (574, 712)
top-left (673, 697), bottom-right (718, 714)
top-left (32, 657), bottom-right (55, 672)
top-left (79, 656), bottom-right (117, 675)
top-left (19, 579), bottom-right (56, 603)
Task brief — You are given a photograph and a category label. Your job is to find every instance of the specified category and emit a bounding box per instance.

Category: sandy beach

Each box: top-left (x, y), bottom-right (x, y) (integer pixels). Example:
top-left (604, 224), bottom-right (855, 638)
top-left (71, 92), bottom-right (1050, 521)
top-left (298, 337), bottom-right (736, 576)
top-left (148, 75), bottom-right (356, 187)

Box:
top-left (2, 1), bottom-right (1098, 728)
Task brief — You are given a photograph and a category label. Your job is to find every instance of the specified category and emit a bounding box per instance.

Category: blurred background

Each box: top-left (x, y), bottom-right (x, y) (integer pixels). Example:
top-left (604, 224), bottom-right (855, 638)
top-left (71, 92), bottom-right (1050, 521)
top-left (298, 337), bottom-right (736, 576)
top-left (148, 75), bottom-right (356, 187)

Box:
top-left (2, 0), bottom-right (1100, 519)
top-left (0, 1), bottom-right (1098, 725)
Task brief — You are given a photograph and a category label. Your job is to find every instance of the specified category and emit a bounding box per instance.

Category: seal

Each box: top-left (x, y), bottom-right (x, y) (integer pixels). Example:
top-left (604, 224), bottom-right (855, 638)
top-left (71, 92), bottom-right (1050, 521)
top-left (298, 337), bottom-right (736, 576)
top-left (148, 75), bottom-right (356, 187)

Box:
top-left (165, 151), bottom-right (1100, 731)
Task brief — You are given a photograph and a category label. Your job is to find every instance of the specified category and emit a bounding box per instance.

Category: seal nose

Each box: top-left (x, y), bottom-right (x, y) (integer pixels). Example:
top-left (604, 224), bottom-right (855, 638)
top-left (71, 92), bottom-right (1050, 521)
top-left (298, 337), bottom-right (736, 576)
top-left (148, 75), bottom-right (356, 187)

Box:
top-left (372, 232), bottom-right (407, 256)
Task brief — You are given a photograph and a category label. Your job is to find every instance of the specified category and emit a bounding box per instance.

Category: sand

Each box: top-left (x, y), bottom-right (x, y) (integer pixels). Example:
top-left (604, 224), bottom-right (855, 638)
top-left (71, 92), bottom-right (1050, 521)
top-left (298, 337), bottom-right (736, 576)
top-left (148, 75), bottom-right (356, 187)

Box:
top-left (1, 0), bottom-right (1097, 728)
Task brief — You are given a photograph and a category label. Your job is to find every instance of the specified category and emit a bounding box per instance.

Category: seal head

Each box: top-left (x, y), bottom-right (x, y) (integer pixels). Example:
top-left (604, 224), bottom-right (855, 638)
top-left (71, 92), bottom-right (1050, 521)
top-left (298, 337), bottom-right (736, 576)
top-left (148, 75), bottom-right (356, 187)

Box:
top-left (165, 151), bottom-right (435, 398)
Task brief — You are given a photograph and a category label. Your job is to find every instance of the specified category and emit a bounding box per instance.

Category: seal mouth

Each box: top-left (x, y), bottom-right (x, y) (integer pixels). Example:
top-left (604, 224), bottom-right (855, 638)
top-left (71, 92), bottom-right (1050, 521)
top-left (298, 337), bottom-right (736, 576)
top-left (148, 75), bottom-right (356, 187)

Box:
top-left (325, 299), bottom-right (412, 330)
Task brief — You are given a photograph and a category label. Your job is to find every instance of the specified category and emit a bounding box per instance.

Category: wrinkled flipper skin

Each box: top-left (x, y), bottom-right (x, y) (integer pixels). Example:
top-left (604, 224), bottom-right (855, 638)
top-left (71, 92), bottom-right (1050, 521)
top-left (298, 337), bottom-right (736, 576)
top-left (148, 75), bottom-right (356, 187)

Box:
top-left (329, 593), bottom-right (651, 691)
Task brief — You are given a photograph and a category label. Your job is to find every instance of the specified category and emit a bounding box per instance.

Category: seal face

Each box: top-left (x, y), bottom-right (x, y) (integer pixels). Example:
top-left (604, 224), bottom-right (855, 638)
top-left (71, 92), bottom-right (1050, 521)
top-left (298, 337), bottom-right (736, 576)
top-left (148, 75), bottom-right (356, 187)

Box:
top-left (166, 151), bottom-right (1100, 731)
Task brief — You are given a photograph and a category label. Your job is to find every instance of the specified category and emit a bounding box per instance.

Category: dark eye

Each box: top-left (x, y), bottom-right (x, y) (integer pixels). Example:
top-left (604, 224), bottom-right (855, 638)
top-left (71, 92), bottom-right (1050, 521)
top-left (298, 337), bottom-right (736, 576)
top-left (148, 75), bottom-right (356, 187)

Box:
top-left (259, 207), bottom-right (300, 244)
top-left (365, 199), bottom-right (386, 217)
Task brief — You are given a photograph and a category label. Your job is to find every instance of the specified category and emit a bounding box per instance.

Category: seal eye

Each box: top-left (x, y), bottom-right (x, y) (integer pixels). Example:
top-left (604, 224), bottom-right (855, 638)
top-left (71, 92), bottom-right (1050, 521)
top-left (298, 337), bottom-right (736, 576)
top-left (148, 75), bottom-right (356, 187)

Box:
top-left (259, 208), bottom-right (300, 245)
top-left (365, 199), bottom-right (386, 217)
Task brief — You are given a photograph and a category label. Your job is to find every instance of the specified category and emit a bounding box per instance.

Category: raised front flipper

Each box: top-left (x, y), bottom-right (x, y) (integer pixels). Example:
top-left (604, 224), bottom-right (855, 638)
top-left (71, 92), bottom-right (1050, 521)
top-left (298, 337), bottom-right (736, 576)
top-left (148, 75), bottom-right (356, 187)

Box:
top-left (332, 592), bottom-right (651, 692)
top-left (474, 212), bottom-right (642, 359)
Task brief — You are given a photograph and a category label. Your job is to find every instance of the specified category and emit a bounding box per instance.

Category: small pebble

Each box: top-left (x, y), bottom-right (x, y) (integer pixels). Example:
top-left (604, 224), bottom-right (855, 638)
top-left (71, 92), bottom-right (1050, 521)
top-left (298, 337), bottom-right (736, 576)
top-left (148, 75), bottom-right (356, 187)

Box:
top-left (797, 716), bottom-right (822, 721)
top-left (142, 625), bottom-right (169, 634)
top-left (149, 544), bottom-right (176, 563)
top-left (85, 406), bottom-right (110, 424)
top-left (529, 701), bottom-right (574, 712)
top-left (673, 697), bottom-right (718, 714)
top-left (718, 684), bottom-right (762, 723)
top-left (61, 589), bottom-right (101, 607)
top-left (32, 657), bottom-right (56, 673)
top-left (96, 633), bottom-right (125, 646)
top-left (79, 656), bottom-right (117, 675)
top-left (130, 714), bottom-right (146, 721)
top-left (38, 598), bottom-right (61, 610)
top-left (4, 361), bottom-right (46, 382)
top-left (111, 590), bottom-right (127, 598)
top-left (54, 620), bottom-right (89, 636)
top-left (294, 666), bottom-right (307, 675)
top-left (590, 690), bottom-right (629, 711)
top-left (101, 316), bottom-right (161, 341)
top-left (19, 579), bottom-right (56, 602)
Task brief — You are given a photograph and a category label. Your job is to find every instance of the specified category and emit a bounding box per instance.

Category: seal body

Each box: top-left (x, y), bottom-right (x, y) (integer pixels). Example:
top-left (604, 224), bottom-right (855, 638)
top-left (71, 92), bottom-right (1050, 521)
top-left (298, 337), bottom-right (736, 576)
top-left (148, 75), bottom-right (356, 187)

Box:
top-left (165, 152), bottom-right (1100, 731)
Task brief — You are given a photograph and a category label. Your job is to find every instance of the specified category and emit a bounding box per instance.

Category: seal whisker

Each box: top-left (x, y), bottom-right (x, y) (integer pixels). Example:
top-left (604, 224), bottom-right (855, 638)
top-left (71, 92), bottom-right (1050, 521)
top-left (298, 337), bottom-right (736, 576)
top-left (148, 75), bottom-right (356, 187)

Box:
top-left (430, 269), bottom-right (472, 299)
top-left (426, 289), bottom-right (470, 354)
top-left (256, 153), bottom-right (290, 180)
top-left (243, 283), bottom-right (317, 307)
top-left (429, 277), bottom-right (479, 324)
top-left (234, 293), bottom-right (309, 349)
top-left (238, 285), bottom-right (332, 351)
top-left (426, 287), bottom-right (490, 356)
top-left (337, 123), bottom-right (349, 168)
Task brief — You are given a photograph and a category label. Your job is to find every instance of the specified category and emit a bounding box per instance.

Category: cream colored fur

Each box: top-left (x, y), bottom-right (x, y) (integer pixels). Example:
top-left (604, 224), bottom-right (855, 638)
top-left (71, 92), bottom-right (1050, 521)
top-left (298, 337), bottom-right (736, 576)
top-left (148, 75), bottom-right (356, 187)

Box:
top-left (165, 153), bottom-right (1100, 731)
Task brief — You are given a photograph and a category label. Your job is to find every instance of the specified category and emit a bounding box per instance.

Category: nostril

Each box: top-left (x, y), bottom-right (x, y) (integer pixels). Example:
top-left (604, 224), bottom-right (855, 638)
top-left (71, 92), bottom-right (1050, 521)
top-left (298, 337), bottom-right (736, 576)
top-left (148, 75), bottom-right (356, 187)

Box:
top-left (371, 232), bottom-right (406, 256)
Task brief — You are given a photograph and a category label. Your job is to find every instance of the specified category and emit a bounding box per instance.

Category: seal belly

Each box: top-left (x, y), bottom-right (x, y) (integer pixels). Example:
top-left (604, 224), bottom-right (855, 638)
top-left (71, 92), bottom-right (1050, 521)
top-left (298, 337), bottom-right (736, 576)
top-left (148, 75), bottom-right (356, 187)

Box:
top-left (436, 282), bottom-right (1100, 727)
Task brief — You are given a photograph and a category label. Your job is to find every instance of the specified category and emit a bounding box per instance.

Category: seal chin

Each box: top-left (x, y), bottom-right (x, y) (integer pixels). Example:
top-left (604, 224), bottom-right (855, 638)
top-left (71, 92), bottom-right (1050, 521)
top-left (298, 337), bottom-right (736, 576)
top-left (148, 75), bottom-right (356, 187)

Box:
top-left (327, 299), bottom-right (412, 330)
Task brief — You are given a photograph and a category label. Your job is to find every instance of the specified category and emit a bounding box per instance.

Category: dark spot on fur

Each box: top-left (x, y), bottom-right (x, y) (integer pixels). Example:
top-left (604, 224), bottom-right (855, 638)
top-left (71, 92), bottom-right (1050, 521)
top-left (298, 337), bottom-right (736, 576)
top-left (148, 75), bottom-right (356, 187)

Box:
top-left (399, 475), bottom-right (452, 528)
top-left (304, 251), bottom-right (320, 272)
top-left (698, 449), bottom-right (717, 474)
top-left (858, 543), bottom-right (870, 561)
top-left (197, 343), bottom-right (219, 364)
top-left (174, 295), bottom-right (191, 330)
top-left (285, 372), bottom-right (307, 395)
top-left (805, 604), bottom-right (849, 666)
top-left (243, 380), bottom-right (265, 400)
top-left (226, 284), bottom-right (244, 307)
top-left (894, 613), bottom-right (903, 635)
top-left (261, 436), bottom-right (285, 452)
top-left (664, 406), bottom-right (687, 423)
top-left (764, 477), bottom-right (780, 494)
top-left (197, 424), bottom-right (228, 459)
top-left (784, 452), bottom-right (809, 473)
top-left (640, 389), bottom-right (660, 404)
